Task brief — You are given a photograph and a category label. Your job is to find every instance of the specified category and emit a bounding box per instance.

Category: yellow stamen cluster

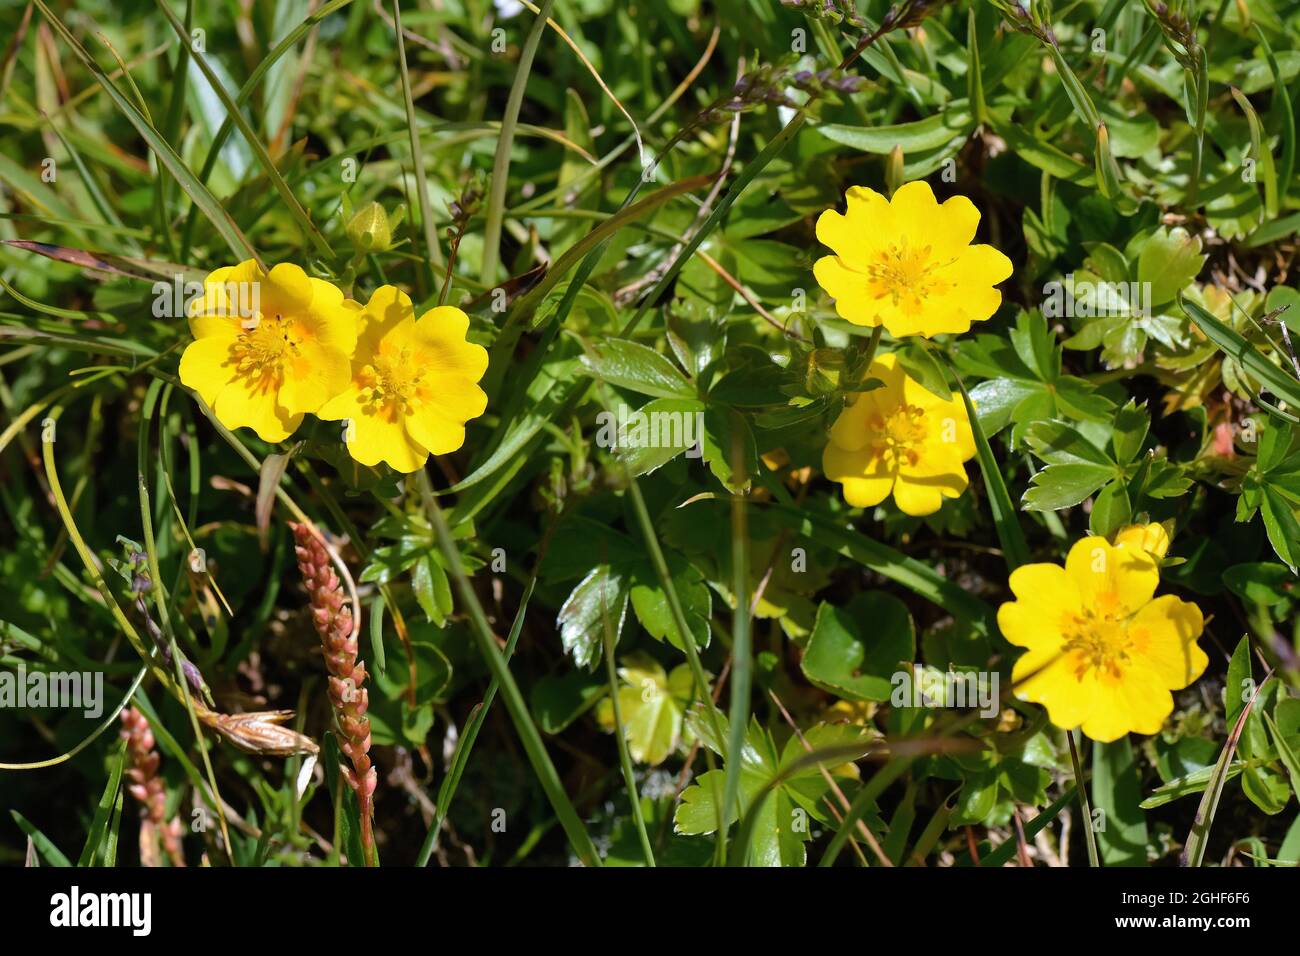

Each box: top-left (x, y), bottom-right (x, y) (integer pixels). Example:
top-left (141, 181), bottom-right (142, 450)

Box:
top-left (864, 239), bottom-right (950, 310)
top-left (868, 404), bottom-right (928, 467)
top-left (357, 348), bottom-right (427, 416)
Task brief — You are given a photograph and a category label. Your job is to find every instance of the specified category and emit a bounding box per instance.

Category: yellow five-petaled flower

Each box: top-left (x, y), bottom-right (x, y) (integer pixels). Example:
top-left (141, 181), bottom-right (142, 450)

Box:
top-left (317, 285), bottom-right (488, 473)
top-left (813, 180), bottom-right (1012, 338)
top-left (998, 528), bottom-right (1207, 743)
top-left (179, 260), bottom-right (357, 443)
top-left (822, 352), bottom-right (976, 516)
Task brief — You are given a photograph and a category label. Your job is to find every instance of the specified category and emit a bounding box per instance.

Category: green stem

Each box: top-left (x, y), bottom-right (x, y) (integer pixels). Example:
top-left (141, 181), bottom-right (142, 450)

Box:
top-left (602, 605), bottom-right (656, 867)
top-left (392, 0), bottom-right (444, 291)
top-left (417, 470), bottom-right (602, 866)
top-left (1068, 730), bottom-right (1101, 867)
top-left (721, 415), bottom-right (751, 861)
top-left (621, 465), bottom-right (728, 862)
top-left (480, 0), bottom-right (557, 285)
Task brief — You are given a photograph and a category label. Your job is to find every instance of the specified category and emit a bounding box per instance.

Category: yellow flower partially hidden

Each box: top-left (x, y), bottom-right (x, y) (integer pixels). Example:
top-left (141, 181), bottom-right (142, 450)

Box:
top-left (317, 286), bottom-right (488, 473)
top-left (813, 180), bottom-right (1012, 337)
top-left (822, 352), bottom-right (975, 516)
top-left (998, 536), bottom-right (1207, 743)
top-left (179, 261), bottom-right (356, 442)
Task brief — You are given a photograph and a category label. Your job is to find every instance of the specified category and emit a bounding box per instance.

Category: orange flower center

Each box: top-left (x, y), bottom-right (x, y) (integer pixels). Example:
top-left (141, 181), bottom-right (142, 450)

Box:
top-left (1060, 594), bottom-right (1133, 681)
top-left (863, 239), bottom-right (950, 309)
top-left (231, 314), bottom-right (298, 382)
top-left (868, 403), bottom-right (928, 466)
top-left (357, 346), bottom-right (428, 416)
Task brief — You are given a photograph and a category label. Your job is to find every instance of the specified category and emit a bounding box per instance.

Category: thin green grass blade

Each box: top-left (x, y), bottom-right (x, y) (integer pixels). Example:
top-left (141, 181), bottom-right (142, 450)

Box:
top-left (946, 356), bottom-right (1030, 570)
top-left (480, 0), bottom-right (558, 285)
top-left (78, 739), bottom-right (128, 866)
top-left (418, 472), bottom-right (602, 866)
top-left (1182, 295), bottom-right (1300, 408)
top-left (152, 0), bottom-right (332, 260)
top-left (11, 810), bottom-right (72, 866)
top-left (33, 0), bottom-right (260, 264)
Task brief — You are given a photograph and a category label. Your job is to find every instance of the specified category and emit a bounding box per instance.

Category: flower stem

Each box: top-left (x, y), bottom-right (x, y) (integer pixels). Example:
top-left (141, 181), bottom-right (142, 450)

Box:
top-left (1068, 730), bottom-right (1100, 867)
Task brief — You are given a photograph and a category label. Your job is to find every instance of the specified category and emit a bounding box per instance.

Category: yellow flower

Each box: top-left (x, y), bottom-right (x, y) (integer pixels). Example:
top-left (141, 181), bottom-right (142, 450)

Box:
top-left (317, 286), bottom-right (488, 473)
top-left (813, 180), bottom-right (1012, 337)
top-left (1113, 521), bottom-right (1172, 560)
top-left (822, 352), bottom-right (975, 516)
top-left (998, 536), bottom-right (1207, 743)
top-left (179, 260), bottom-right (356, 443)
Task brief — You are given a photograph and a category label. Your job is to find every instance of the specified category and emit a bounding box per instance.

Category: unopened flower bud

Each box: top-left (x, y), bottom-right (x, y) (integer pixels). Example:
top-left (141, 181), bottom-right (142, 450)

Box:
top-left (346, 201), bottom-right (393, 254)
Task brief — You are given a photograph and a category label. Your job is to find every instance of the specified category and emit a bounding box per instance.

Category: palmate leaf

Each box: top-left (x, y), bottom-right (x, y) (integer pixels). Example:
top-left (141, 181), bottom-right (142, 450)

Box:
top-left (1236, 421), bottom-right (1300, 570)
top-left (595, 656), bottom-right (695, 766)
top-left (955, 310), bottom-right (1115, 444)
top-left (1022, 419), bottom-right (1117, 509)
top-left (674, 709), bottom-right (874, 867)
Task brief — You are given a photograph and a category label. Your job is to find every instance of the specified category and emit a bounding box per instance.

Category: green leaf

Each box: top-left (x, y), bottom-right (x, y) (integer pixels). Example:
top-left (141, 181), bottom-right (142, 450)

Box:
top-left (530, 671), bottom-right (607, 734)
top-left (1092, 737), bottom-right (1149, 866)
top-left (1260, 487), bottom-right (1300, 572)
top-left (1110, 401), bottom-right (1150, 465)
top-left (801, 592), bottom-right (915, 702)
top-left (1263, 710), bottom-right (1300, 806)
top-left (78, 739), bottom-right (128, 866)
top-left (699, 407), bottom-right (758, 492)
top-left (1088, 479), bottom-right (1131, 536)
top-left (557, 565), bottom-right (629, 670)
top-left (1137, 227), bottom-right (1206, 307)
top-left (1024, 420), bottom-right (1115, 467)
top-left (596, 656), bottom-right (694, 765)
top-left (411, 555), bottom-right (453, 626)
top-left (1140, 763), bottom-right (1244, 809)
top-left (676, 711), bottom-right (873, 866)
top-left (1182, 295), bottom-right (1300, 410)
top-left (817, 108), bottom-right (974, 154)
top-left (895, 342), bottom-right (952, 401)
top-left (1224, 563), bottom-right (1295, 607)
top-left (950, 360), bottom-right (1030, 569)
top-left (580, 338), bottom-right (695, 400)
top-left (629, 558), bottom-right (711, 654)
top-left (1023, 463), bottom-right (1114, 511)
top-left (11, 810), bottom-right (72, 867)
top-left (611, 398), bottom-right (706, 477)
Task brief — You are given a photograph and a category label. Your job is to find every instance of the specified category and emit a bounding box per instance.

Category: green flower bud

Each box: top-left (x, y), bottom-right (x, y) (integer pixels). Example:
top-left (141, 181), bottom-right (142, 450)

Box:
top-left (346, 202), bottom-right (393, 253)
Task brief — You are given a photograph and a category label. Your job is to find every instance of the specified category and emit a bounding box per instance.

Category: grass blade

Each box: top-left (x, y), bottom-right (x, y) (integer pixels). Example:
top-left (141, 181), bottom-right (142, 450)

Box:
top-left (946, 355), bottom-right (1030, 570)
top-left (1182, 295), bottom-right (1300, 408)
top-left (33, 0), bottom-right (260, 265)
top-left (391, 0), bottom-right (442, 289)
top-left (480, 0), bottom-right (558, 285)
top-left (1182, 664), bottom-right (1273, 866)
top-left (417, 471), bottom-right (602, 866)
top-left (152, 0), bottom-right (333, 261)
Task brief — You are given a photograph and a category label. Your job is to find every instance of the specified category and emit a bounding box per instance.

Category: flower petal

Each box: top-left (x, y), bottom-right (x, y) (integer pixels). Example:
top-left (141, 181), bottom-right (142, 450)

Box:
top-left (279, 338), bottom-right (351, 415)
top-left (891, 474), bottom-right (948, 516)
top-left (822, 441), bottom-right (895, 507)
top-left (179, 334), bottom-right (237, 406)
top-left (262, 262), bottom-right (314, 315)
top-left (815, 185), bottom-right (895, 266)
top-left (1064, 536), bottom-right (1158, 617)
top-left (1078, 670), bottom-right (1174, 742)
top-left (1128, 595), bottom-right (1207, 690)
top-left (213, 370), bottom-right (300, 443)
top-left (407, 405), bottom-right (471, 457)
